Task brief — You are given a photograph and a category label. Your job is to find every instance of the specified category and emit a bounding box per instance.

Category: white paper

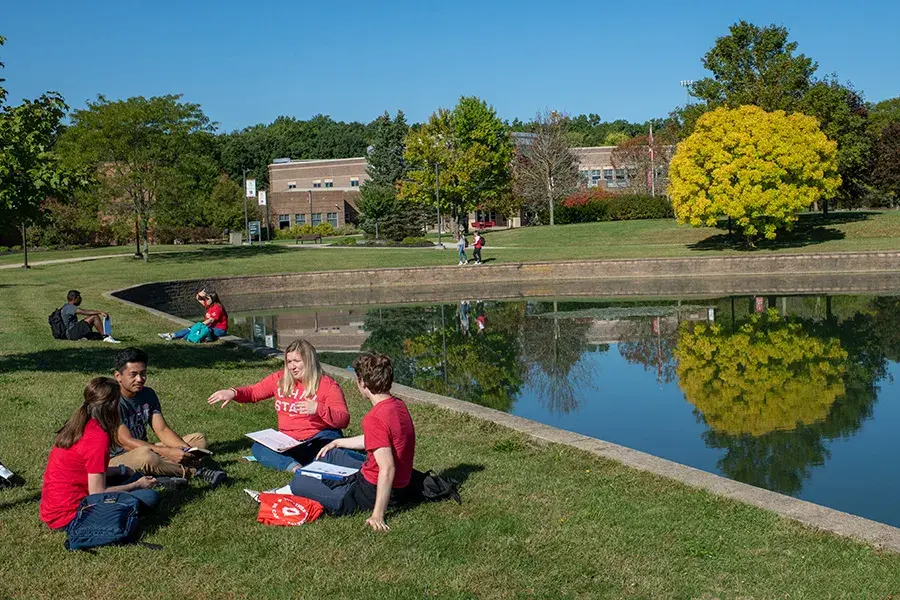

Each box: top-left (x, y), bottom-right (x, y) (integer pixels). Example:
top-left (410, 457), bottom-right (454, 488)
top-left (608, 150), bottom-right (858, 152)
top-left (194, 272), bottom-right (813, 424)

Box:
top-left (245, 428), bottom-right (301, 452)
top-left (300, 460), bottom-right (359, 478)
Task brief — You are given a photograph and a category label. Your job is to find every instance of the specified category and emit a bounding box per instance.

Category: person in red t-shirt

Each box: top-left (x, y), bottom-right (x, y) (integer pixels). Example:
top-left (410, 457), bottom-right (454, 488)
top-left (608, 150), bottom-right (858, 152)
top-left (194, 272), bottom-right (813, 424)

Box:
top-left (40, 377), bottom-right (159, 531)
top-left (207, 339), bottom-right (350, 472)
top-left (290, 352), bottom-right (416, 532)
top-left (158, 289), bottom-right (228, 342)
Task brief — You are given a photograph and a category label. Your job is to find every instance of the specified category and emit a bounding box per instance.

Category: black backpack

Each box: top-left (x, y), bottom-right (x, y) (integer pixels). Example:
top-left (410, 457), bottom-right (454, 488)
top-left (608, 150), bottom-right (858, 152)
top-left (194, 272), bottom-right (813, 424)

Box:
top-left (48, 308), bottom-right (67, 340)
top-left (410, 469), bottom-right (461, 505)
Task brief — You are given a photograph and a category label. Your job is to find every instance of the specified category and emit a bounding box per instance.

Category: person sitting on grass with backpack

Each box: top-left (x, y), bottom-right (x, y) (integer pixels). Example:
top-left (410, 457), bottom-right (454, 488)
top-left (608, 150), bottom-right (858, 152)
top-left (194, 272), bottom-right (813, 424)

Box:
top-left (288, 352), bottom-right (416, 532)
top-left (58, 290), bottom-right (121, 344)
top-left (207, 339), bottom-right (350, 473)
top-left (109, 348), bottom-right (227, 487)
top-left (40, 377), bottom-right (159, 533)
top-left (158, 289), bottom-right (228, 343)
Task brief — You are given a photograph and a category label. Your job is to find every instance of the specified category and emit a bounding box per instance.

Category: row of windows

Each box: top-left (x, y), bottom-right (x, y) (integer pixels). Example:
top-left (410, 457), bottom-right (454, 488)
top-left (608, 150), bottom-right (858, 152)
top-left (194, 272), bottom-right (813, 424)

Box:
top-left (580, 168), bottom-right (630, 188)
top-left (285, 179), bottom-right (360, 190)
top-left (278, 213), bottom-right (339, 229)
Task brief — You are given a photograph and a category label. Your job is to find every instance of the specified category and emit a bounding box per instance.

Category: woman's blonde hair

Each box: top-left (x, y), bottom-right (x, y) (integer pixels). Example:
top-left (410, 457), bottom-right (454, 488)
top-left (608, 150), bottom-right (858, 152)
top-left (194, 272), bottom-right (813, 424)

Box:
top-left (279, 339), bottom-right (322, 398)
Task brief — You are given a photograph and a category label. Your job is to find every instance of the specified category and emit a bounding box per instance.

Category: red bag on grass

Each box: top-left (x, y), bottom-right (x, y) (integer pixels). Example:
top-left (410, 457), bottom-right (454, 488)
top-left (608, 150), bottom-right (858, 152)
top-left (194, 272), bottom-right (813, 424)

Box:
top-left (257, 493), bottom-right (324, 527)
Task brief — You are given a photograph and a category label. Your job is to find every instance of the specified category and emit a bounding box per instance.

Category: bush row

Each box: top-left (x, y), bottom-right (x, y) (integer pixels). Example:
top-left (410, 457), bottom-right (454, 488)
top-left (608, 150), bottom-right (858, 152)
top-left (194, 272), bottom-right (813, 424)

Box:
top-left (272, 223), bottom-right (356, 240)
top-left (154, 226), bottom-right (225, 245)
top-left (556, 193), bottom-right (674, 224)
top-left (0, 245), bottom-right (22, 254)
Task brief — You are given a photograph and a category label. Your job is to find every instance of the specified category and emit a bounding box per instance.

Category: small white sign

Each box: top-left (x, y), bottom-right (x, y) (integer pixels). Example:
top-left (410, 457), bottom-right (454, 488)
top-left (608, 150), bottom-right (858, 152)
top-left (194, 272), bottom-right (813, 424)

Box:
top-left (245, 179), bottom-right (257, 198)
top-left (258, 190), bottom-right (267, 206)
top-left (265, 334), bottom-right (274, 348)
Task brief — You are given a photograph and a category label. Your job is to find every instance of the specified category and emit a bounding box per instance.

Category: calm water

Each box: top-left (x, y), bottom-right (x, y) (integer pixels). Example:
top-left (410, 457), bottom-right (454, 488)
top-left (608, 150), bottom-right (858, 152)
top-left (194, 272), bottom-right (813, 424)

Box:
top-left (229, 295), bottom-right (900, 527)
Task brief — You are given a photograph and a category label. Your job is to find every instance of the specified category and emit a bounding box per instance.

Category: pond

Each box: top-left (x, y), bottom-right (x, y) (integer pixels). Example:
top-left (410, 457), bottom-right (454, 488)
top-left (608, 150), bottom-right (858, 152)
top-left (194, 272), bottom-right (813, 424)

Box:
top-left (225, 294), bottom-right (900, 527)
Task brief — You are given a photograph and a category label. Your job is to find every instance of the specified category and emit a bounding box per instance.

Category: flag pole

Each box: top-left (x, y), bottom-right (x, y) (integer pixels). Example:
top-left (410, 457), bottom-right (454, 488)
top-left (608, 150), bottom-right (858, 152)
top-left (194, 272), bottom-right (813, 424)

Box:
top-left (649, 123), bottom-right (656, 198)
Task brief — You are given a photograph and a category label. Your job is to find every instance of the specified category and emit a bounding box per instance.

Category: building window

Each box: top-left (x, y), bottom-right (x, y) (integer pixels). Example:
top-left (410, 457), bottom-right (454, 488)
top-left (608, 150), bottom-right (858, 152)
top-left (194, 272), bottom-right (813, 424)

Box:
top-left (294, 214), bottom-right (306, 226)
top-left (603, 168), bottom-right (614, 183)
top-left (278, 214), bottom-right (290, 229)
top-left (327, 212), bottom-right (339, 227)
top-left (312, 213), bottom-right (322, 227)
top-left (324, 180), bottom-right (334, 188)
top-left (350, 178), bottom-right (360, 187)
top-left (615, 169), bottom-right (628, 185)
top-left (313, 181), bottom-right (322, 188)
top-left (582, 169), bottom-right (602, 188)
top-left (287, 182), bottom-right (297, 190)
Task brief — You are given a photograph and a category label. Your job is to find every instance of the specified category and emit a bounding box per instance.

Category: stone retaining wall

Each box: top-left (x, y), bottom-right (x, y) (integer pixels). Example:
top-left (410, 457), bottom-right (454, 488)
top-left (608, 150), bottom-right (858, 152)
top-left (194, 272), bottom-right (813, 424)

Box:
top-left (111, 251), bottom-right (900, 317)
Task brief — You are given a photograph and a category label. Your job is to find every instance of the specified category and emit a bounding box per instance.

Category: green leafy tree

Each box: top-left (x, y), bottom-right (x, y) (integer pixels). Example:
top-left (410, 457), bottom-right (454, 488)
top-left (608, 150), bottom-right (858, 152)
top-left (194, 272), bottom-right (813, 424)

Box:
top-left (798, 78), bottom-right (871, 208)
top-left (668, 105), bottom-right (840, 241)
top-left (0, 44), bottom-right (79, 266)
top-left (204, 173), bottom-right (246, 230)
top-left (56, 95), bottom-right (215, 259)
top-left (871, 122), bottom-right (900, 202)
top-left (868, 97), bottom-right (900, 136)
top-left (401, 97), bottom-right (513, 234)
top-left (689, 21), bottom-right (817, 113)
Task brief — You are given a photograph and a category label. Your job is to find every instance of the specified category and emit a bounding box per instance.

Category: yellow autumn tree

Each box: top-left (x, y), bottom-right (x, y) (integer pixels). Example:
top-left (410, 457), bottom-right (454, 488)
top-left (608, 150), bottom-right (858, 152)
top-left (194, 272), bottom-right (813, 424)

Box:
top-left (668, 105), bottom-right (840, 240)
top-left (674, 310), bottom-right (847, 436)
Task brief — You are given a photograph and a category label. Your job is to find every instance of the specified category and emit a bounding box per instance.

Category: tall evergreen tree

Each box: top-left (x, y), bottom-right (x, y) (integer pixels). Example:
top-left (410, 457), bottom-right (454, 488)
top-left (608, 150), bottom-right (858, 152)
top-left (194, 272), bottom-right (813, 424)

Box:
top-left (366, 111), bottom-right (408, 185)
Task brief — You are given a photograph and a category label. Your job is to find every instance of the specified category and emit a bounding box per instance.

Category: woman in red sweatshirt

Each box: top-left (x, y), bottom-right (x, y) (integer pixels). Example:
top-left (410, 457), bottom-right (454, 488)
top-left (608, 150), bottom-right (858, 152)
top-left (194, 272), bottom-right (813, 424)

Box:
top-left (207, 339), bottom-right (350, 472)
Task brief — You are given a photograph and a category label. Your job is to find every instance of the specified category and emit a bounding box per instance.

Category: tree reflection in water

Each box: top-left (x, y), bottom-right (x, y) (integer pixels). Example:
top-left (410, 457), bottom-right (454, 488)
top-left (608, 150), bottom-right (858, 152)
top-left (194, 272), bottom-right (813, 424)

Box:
top-left (677, 298), bottom-right (897, 496)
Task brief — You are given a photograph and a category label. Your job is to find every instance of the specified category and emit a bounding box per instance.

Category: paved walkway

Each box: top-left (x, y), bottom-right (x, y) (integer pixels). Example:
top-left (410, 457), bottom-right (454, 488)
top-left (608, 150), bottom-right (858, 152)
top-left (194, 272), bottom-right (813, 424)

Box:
top-left (0, 252), bottom-right (138, 270)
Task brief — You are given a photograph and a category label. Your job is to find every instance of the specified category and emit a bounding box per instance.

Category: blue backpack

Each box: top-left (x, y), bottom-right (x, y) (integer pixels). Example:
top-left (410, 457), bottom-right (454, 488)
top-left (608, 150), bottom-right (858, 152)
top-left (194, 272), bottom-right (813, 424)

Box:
top-left (65, 492), bottom-right (140, 551)
top-left (186, 322), bottom-right (212, 344)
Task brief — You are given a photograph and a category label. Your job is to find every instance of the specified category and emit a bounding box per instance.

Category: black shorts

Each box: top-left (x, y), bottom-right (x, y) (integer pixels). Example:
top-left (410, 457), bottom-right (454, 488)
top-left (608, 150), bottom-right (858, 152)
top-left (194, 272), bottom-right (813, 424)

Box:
top-left (66, 320), bottom-right (94, 340)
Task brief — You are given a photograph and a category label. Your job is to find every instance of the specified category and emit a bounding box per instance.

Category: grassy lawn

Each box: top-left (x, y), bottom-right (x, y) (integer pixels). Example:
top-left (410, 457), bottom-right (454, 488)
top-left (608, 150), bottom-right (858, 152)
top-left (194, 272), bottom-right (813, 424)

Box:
top-left (4, 210), bottom-right (899, 269)
top-left (2, 245), bottom-right (900, 599)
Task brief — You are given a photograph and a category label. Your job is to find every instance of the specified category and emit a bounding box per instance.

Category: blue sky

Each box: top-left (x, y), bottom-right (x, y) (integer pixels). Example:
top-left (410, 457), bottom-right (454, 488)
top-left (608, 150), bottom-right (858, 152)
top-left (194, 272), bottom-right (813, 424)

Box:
top-left (3, 0), bottom-right (898, 132)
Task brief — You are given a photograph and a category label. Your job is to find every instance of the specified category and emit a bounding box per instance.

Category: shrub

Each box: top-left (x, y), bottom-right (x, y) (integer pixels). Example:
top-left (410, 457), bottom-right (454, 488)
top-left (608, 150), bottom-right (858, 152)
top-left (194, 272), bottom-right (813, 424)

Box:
top-left (328, 236), bottom-right (361, 247)
top-left (11, 245), bottom-right (21, 252)
top-left (605, 195), bottom-right (674, 220)
top-left (556, 190), bottom-right (674, 224)
top-left (332, 223), bottom-right (357, 236)
top-left (400, 236), bottom-right (433, 247)
top-left (0, 246), bottom-right (7, 253)
top-left (314, 223), bottom-right (335, 237)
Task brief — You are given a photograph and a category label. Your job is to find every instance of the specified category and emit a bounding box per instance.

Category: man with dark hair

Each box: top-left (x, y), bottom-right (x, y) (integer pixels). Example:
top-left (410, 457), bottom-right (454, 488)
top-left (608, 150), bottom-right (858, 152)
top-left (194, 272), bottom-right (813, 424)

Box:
top-left (286, 351), bottom-right (416, 531)
top-left (60, 290), bottom-right (120, 343)
top-left (110, 348), bottom-right (226, 486)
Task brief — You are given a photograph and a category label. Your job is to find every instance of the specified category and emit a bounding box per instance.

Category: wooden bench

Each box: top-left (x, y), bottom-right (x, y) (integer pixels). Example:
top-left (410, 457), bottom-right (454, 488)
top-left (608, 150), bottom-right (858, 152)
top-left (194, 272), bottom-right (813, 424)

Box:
top-left (295, 234), bottom-right (322, 244)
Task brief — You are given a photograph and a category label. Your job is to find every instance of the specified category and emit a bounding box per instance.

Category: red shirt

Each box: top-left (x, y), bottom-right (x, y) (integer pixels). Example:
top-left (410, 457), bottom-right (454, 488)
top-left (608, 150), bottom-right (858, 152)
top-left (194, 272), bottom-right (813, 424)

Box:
top-left (40, 419), bottom-right (110, 529)
top-left (360, 397), bottom-right (416, 488)
top-left (206, 303), bottom-right (228, 332)
top-left (233, 371), bottom-right (350, 441)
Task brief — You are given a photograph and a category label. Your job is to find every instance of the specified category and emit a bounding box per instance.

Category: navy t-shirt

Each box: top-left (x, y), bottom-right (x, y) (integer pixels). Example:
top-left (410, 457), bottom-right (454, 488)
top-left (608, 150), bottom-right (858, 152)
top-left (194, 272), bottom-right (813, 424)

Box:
top-left (111, 387), bottom-right (162, 456)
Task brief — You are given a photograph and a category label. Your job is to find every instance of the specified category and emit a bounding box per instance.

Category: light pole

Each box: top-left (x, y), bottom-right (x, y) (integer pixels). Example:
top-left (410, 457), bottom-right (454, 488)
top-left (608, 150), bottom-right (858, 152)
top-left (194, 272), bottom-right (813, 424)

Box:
top-left (435, 162), bottom-right (443, 248)
top-left (680, 79), bottom-right (694, 106)
top-left (242, 168), bottom-right (249, 244)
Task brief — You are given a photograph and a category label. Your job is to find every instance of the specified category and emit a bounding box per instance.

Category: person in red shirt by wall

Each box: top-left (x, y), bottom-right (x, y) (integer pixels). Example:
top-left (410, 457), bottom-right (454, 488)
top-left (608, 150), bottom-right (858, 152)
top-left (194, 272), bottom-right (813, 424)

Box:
top-left (207, 339), bottom-right (350, 472)
top-left (158, 289), bottom-right (228, 342)
top-left (40, 377), bottom-right (159, 531)
top-left (290, 352), bottom-right (416, 532)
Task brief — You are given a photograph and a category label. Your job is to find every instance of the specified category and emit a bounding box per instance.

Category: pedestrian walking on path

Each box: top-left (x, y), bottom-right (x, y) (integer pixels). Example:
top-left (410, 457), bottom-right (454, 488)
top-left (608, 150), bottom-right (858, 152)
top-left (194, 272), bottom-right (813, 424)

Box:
top-left (457, 235), bottom-right (468, 265)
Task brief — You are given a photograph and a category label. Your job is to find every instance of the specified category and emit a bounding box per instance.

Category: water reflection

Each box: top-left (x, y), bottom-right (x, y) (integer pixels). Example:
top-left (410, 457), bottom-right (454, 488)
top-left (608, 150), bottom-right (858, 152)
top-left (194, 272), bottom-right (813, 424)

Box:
top-left (233, 295), bottom-right (900, 502)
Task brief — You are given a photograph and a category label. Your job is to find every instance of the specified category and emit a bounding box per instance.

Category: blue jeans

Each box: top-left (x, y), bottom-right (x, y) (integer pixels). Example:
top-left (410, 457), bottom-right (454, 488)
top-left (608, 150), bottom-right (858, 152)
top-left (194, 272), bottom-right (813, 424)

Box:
top-left (108, 472), bottom-right (161, 509)
top-left (251, 429), bottom-right (343, 473)
top-left (289, 448), bottom-right (366, 512)
top-left (173, 326), bottom-right (227, 340)
top-left (458, 248), bottom-right (467, 263)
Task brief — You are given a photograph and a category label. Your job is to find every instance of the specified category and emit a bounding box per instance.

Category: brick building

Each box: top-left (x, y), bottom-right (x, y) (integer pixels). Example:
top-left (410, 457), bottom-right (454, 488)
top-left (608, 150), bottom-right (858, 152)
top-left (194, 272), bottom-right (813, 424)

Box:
top-left (265, 145), bottom-right (640, 233)
top-left (267, 157), bottom-right (368, 231)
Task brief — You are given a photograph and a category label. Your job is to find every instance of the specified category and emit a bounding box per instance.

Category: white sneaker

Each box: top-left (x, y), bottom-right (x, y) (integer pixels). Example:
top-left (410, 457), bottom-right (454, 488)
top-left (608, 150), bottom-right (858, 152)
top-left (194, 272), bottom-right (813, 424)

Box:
top-left (103, 336), bottom-right (122, 344)
top-left (158, 332), bottom-right (174, 341)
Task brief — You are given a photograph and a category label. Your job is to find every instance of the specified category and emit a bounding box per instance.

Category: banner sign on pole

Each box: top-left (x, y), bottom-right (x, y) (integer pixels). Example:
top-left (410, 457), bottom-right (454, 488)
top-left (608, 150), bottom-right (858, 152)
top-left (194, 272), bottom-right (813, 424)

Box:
top-left (258, 190), bottom-right (267, 206)
top-left (246, 179), bottom-right (257, 198)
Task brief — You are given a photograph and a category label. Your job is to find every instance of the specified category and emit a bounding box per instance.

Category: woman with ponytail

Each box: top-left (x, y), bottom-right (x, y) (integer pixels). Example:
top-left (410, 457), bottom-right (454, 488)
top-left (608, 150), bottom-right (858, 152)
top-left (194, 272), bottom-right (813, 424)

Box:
top-left (207, 339), bottom-right (350, 472)
top-left (40, 377), bottom-right (159, 530)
